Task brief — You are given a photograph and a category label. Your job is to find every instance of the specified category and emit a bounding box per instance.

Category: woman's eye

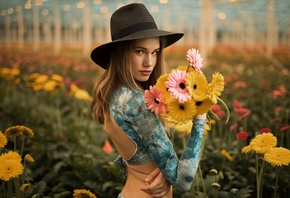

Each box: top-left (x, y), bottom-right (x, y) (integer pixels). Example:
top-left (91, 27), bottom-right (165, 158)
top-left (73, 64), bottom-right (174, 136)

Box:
top-left (136, 50), bottom-right (144, 54)
top-left (152, 50), bottom-right (159, 55)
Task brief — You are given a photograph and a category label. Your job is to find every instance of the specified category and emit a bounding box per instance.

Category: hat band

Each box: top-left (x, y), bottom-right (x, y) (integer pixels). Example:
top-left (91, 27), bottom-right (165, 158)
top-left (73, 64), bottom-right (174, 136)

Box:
top-left (112, 22), bottom-right (157, 41)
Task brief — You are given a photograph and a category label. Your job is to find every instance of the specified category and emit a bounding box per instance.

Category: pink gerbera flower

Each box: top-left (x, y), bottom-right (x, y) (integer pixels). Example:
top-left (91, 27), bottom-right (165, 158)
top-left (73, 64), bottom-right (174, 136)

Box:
top-left (144, 86), bottom-right (167, 114)
top-left (165, 70), bottom-right (191, 103)
top-left (186, 48), bottom-right (203, 73)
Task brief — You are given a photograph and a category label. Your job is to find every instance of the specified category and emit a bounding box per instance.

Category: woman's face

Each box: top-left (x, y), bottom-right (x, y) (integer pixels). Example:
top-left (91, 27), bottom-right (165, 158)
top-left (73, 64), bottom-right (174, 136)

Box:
top-left (129, 37), bottom-right (160, 82)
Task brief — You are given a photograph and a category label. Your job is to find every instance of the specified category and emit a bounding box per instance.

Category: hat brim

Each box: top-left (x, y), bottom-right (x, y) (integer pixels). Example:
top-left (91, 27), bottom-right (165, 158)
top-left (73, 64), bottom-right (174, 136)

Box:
top-left (91, 29), bottom-right (184, 69)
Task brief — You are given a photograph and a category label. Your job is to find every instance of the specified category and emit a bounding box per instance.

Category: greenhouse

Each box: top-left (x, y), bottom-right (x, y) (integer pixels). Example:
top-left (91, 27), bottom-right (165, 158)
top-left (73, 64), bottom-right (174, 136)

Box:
top-left (0, 0), bottom-right (289, 198)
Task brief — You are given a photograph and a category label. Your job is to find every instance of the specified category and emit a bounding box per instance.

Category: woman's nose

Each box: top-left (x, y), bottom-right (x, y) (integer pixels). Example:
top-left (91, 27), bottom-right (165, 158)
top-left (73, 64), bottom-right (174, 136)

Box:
top-left (143, 54), bottom-right (153, 67)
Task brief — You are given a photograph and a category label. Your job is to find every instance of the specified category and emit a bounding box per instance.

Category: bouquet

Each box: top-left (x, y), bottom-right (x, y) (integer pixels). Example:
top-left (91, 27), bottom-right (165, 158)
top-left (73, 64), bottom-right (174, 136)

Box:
top-left (144, 48), bottom-right (229, 133)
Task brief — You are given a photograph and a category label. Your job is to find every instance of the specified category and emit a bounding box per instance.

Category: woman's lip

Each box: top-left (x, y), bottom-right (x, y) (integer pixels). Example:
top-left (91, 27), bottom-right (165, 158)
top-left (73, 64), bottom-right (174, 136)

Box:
top-left (140, 71), bottom-right (152, 75)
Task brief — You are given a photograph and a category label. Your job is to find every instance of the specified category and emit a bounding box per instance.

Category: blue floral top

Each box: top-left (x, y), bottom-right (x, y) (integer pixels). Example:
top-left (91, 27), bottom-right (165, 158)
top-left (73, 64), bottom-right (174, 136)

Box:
top-left (109, 86), bottom-right (206, 191)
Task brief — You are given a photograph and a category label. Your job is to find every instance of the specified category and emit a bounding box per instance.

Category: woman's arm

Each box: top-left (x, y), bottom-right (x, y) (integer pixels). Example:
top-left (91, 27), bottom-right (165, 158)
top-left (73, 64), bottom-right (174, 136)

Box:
top-left (122, 89), bottom-right (206, 191)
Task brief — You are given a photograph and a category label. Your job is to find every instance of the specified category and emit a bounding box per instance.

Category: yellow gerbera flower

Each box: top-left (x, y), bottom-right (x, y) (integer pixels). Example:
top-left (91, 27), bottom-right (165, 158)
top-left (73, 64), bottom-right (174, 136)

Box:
top-left (50, 74), bottom-right (63, 82)
top-left (241, 145), bottom-right (253, 154)
top-left (4, 125), bottom-right (34, 139)
top-left (196, 98), bottom-right (215, 115)
top-left (156, 73), bottom-right (173, 104)
top-left (250, 133), bottom-right (277, 154)
top-left (174, 120), bottom-right (193, 135)
top-left (207, 73), bottom-right (224, 104)
top-left (186, 70), bottom-right (208, 101)
top-left (264, 147), bottom-right (290, 167)
top-left (0, 132), bottom-right (8, 148)
top-left (0, 159), bottom-right (24, 181)
top-left (221, 149), bottom-right (233, 162)
top-left (43, 80), bottom-right (59, 92)
top-left (73, 189), bottom-right (97, 198)
top-left (166, 99), bottom-right (197, 123)
top-left (0, 151), bottom-right (22, 162)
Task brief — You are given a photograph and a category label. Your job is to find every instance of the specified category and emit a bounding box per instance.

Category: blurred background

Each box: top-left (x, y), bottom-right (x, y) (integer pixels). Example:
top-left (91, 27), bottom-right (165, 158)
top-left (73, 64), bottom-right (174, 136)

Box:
top-left (1, 0), bottom-right (289, 59)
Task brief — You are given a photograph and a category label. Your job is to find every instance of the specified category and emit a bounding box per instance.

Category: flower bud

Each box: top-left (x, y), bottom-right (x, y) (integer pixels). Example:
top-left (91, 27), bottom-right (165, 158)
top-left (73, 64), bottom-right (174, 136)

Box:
top-left (209, 169), bottom-right (218, 176)
top-left (211, 182), bottom-right (221, 190)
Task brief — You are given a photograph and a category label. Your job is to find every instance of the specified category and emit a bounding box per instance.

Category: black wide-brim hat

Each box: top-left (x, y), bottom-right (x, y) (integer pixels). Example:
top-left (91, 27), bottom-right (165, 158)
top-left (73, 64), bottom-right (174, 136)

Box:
top-left (91, 3), bottom-right (184, 69)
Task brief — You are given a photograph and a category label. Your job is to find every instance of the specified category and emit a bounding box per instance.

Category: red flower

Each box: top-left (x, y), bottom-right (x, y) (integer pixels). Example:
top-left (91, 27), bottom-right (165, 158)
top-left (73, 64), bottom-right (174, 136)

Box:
top-left (233, 100), bottom-right (242, 108)
top-left (279, 125), bottom-right (290, 131)
top-left (236, 131), bottom-right (248, 140)
top-left (230, 124), bottom-right (238, 131)
top-left (102, 139), bottom-right (113, 154)
top-left (259, 128), bottom-right (272, 134)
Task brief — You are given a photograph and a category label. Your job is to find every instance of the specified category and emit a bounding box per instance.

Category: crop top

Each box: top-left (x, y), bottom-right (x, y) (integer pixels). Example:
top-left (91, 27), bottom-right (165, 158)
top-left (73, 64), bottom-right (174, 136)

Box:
top-left (109, 86), bottom-right (206, 191)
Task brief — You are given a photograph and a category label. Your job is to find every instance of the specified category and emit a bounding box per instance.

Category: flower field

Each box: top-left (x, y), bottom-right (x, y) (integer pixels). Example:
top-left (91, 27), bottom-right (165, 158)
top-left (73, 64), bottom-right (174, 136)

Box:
top-left (0, 46), bottom-right (290, 198)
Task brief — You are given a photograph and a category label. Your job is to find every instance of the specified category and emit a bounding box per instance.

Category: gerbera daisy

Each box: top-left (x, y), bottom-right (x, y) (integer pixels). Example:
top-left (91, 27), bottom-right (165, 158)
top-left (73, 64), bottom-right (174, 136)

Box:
top-left (186, 48), bottom-right (203, 73)
top-left (186, 70), bottom-right (208, 101)
top-left (0, 159), bottom-right (24, 181)
top-left (250, 133), bottom-right (277, 154)
top-left (144, 85), bottom-right (167, 115)
top-left (21, 126), bottom-right (34, 139)
top-left (73, 189), bottom-right (97, 198)
top-left (241, 145), bottom-right (252, 154)
top-left (166, 70), bottom-right (191, 103)
top-left (0, 151), bottom-right (22, 162)
top-left (166, 99), bottom-right (197, 123)
top-left (174, 120), bottom-right (193, 135)
top-left (264, 147), bottom-right (290, 167)
top-left (207, 73), bottom-right (224, 104)
top-left (4, 125), bottom-right (23, 138)
top-left (155, 73), bottom-right (172, 104)
top-left (0, 132), bottom-right (7, 148)
top-left (195, 98), bottom-right (215, 115)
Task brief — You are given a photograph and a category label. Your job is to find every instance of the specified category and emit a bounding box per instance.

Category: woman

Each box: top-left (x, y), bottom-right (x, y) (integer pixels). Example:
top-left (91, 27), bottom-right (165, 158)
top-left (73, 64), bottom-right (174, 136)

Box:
top-left (91, 3), bottom-right (206, 198)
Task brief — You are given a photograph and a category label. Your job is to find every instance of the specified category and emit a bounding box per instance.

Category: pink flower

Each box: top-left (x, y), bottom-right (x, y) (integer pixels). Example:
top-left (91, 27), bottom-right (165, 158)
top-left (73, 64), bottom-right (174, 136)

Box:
top-left (236, 131), bottom-right (249, 140)
top-left (165, 70), bottom-right (191, 103)
top-left (186, 48), bottom-right (203, 73)
top-left (144, 86), bottom-right (167, 114)
top-left (230, 124), bottom-right (238, 131)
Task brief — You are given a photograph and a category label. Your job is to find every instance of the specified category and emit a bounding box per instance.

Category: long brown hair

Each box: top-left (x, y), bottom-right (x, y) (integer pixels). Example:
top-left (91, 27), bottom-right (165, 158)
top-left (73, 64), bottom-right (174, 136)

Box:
top-left (91, 38), bottom-right (167, 124)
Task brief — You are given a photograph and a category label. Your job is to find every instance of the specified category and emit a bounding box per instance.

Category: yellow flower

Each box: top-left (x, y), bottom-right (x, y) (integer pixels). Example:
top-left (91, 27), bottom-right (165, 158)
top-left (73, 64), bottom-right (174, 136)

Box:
top-left (74, 89), bottom-right (93, 101)
top-left (221, 149), bottom-right (233, 162)
top-left (186, 70), bottom-right (208, 101)
top-left (203, 122), bottom-right (211, 135)
top-left (250, 133), bottom-right (277, 154)
top-left (0, 67), bottom-right (20, 80)
top-left (5, 125), bottom-right (34, 139)
top-left (24, 154), bottom-right (35, 163)
top-left (73, 189), bottom-right (97, 198)
top-left (50, 74), bottom-right (63, 82)
top-left (35, 75), bottom-right (49, 84)
top-left (196, 98), bottom-right (215, 115)
top-left (155, 73), bottom-right (173, 104)
top-left (0, 151), bottom-right (22, 162)
top-left (43, 80), bottom-right (59, 92)
top-left (174, 120), bottom-right (192, 135)
top-left (264, 147), bottom-right (290, 167)
top-left (0, 159), bottom-right (24, 181)
top-left (0, 132), bottom-right (8, 148)
top-left (241, 145), bottom-right (253, 154)
top-left (166, 99), bottom-right (196, 123)
top-left (207, 73), bottom-right (224, 104)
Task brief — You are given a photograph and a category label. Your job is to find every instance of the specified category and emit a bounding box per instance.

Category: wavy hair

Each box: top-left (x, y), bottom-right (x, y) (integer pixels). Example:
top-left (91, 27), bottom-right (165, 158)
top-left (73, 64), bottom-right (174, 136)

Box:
top-left (91, 38), bottom-right (167, 124)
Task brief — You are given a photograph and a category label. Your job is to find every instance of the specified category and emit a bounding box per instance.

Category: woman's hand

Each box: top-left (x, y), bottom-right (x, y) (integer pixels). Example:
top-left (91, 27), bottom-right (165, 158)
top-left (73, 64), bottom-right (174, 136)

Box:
top-left (140, 167), bottom-right (171, 198)
top-left (195, 113), bottom-right (206, 120)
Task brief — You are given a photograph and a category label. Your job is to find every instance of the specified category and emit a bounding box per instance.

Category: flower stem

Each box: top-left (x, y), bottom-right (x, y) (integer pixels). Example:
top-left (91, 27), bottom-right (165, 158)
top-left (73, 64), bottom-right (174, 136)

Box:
top-left (273, 167), bottom-right (280, 198)
top-left (217, 97), bottom-right (230, 124)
